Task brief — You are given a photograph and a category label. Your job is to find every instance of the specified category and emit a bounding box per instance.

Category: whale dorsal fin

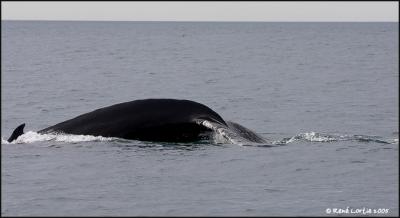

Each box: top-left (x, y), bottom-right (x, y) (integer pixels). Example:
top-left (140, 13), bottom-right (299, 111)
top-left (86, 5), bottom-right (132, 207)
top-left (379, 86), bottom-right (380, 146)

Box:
top-left (7, 123), bottom-right (25, 142)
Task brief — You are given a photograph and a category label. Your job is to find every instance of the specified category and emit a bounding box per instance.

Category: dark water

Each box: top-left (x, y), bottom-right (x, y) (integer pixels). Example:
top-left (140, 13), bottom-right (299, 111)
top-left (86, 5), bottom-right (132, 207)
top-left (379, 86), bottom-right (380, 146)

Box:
top-left (1, 21), bottom-right (398, 216)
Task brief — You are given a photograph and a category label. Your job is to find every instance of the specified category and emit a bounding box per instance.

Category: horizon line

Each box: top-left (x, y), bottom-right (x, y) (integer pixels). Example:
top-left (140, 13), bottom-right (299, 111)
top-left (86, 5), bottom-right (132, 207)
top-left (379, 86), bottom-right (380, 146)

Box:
top-left (2, 19), bottom-right (398, 23)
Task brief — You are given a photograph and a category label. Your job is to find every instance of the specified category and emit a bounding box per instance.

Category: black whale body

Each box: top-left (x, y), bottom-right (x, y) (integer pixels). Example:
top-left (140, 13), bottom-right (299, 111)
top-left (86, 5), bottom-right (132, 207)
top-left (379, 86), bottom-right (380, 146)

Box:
top-left (7, 99), bottom-right (265, 143)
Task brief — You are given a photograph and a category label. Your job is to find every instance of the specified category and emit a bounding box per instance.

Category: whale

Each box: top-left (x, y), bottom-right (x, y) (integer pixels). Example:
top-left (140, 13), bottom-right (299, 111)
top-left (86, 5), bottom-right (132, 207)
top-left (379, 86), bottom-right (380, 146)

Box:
top-left (7, 99), bottom-right (266, 143)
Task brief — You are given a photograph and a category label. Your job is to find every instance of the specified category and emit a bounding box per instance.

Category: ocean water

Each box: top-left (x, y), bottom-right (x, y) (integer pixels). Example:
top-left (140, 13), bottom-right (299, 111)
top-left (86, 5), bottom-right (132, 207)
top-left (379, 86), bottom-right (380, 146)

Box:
top-left (1, 21), bottom-right (398, 216)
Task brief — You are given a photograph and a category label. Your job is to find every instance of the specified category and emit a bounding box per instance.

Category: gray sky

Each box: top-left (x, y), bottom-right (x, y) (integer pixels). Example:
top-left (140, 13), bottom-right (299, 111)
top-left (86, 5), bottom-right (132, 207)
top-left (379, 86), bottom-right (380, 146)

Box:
top-left (1, 1), bottom-right (398, 22)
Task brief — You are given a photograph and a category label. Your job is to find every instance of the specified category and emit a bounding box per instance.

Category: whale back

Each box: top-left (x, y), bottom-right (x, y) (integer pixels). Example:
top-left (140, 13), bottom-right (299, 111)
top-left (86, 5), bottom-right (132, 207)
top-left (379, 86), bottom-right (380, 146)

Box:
top-left (38, 99), bottom-right (227, 142)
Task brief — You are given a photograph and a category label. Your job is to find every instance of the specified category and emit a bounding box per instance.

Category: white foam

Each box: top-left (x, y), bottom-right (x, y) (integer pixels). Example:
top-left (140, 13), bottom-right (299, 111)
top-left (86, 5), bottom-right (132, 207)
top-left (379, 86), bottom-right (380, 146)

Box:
top-left (274, 132), bottom-right (337, 144)
top-left (3, 131), bottom-right (115, 144)
top-left (1, 138), bottom-right (10, 144)
top-left (274, 132), bottom-right (396, 145)
top-left (301, 132), bottom-right (337, 142)
top-left (390, 138), bottom-right (398, 144)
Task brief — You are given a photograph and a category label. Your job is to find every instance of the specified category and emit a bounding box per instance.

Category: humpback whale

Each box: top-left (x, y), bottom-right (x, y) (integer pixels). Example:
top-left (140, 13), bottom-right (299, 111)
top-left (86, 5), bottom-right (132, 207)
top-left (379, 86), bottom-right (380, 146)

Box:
top-left (7, 99), bottom-right (265, 143)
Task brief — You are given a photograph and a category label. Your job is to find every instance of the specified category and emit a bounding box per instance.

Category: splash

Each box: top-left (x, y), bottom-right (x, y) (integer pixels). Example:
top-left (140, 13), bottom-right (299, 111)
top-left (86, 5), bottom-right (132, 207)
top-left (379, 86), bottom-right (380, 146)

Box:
top-left (276, 132), bottom-right (336, 144)
top-left (197, 120), bottom-right (239, 144)
top-left (196, 120), bottom-right (262, 146)
top-left (274, 132), bottom-right (398, 145)
top-left (2, 131), bottom-right (115, 144)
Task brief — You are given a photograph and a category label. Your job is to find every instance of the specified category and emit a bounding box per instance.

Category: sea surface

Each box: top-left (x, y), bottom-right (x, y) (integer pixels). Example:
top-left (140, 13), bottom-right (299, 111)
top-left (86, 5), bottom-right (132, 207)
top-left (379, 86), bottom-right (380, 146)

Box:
top-left (1, 21), bottom-right (398, 216)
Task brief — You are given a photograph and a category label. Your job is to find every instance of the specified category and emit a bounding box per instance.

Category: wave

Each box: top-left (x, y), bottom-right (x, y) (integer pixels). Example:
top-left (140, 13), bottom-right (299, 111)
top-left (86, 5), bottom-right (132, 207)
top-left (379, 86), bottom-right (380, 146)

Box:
top-left (1, 130), bottom-right (398, 146)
